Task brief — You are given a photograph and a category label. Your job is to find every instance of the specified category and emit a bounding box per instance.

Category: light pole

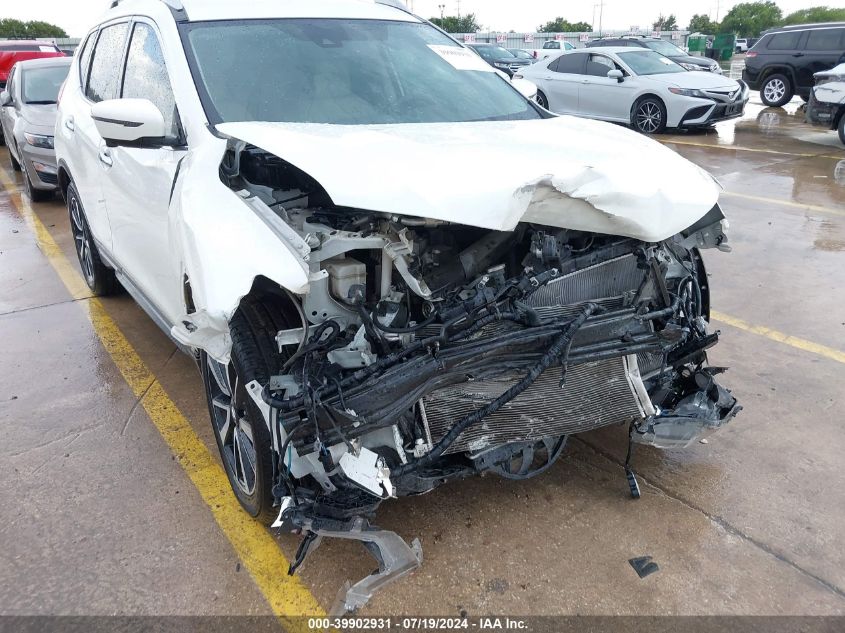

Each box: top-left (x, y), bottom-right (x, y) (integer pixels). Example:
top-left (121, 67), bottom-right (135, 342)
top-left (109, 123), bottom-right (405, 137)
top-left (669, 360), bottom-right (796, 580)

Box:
top-left (592, 1), bottom-right (605, 36)
top-left (438, 3), bottom-right (445, 19)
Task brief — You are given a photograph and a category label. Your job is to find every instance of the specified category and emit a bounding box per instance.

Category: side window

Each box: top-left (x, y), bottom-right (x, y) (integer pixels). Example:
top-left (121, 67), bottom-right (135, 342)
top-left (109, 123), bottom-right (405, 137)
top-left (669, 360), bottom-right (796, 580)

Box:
top-left (77, 31), bottom-right (96, 91)
top-left (805, 28), bottom-right (844, 51)
top-left (551, 53), bottom-right (586, 74)
top-left (766, 32), bottom-right (801, 50)
top-left (121, 22), bottom-right (180, 140)
top-left (86, 22), bottom-right (129, 103)
top-left (586, 54), bottom-right (617, 77)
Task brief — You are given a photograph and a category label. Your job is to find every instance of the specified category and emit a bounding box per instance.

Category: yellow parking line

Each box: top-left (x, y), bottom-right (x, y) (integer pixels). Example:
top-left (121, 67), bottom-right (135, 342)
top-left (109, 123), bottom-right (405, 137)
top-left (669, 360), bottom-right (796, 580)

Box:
top-left (711, 310), bottom-right (845, 365)
top-left (661, 139), bottom-right (843, 160)
top-left (720, 191), bottom-right (845, 218)
top-left (0, 169), bottom-right (324, 629)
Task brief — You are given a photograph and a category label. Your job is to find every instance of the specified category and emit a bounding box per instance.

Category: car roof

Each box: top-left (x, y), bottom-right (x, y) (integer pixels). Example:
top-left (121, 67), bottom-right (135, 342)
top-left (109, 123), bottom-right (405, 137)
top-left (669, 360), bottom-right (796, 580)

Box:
top-left (565, 46), bottom-right (647, 55)
top-left (103, 0), bottom-right (419, 23)
top-left (768, 21), bottom-right (845, 32)
top-left (15, 57), bottom-right (72, 69)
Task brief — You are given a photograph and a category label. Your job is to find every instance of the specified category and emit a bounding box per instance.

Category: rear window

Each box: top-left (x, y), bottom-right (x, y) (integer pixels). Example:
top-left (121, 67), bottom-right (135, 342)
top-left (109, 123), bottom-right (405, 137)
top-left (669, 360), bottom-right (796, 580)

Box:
top-left (765, 32), bottom-right (802, 50)
top-left (806, 28), bottom-right (844, 51)
top-left (551, 53), bottom-right (585, 73)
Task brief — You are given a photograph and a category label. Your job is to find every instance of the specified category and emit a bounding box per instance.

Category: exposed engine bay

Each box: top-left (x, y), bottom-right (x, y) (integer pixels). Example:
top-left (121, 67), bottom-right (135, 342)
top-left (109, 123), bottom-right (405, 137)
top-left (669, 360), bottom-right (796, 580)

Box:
top-left (222, 144), bottom-right (742, 613)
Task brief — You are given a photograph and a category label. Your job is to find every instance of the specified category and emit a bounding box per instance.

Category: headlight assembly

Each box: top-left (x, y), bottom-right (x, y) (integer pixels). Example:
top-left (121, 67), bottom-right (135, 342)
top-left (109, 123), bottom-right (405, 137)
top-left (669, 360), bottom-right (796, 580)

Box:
top-left (668, 87), bottom-right (709, 99)
top-left (23, 133), bottom-right (54, 149)
top-left (679, 63), bottom-right (702, 71)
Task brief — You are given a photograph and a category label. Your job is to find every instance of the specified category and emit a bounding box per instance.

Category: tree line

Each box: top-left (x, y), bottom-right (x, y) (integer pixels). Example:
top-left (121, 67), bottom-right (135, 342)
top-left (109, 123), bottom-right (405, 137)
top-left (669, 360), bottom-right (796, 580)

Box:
top-left (429, 3), bottom-right (845, 38)
top-left (0, 18), bottom-right (68, 39)
top-left (684, 3), bottom-right (843, 38)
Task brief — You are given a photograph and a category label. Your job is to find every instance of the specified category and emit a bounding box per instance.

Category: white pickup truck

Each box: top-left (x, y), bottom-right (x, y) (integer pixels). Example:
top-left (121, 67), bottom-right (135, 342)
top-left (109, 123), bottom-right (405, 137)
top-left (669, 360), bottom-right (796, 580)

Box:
top-left (529, 39), bottom-right (576, 60)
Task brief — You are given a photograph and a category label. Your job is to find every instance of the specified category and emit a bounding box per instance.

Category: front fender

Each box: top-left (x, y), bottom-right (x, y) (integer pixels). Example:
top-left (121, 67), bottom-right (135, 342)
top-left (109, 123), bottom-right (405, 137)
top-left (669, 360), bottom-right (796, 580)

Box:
top-left (171, 136), bottom-right (309, 356)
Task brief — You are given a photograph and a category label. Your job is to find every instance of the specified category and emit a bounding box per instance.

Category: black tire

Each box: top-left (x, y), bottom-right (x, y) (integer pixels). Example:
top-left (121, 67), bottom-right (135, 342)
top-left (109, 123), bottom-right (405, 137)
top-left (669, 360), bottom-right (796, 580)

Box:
top-left (838, 114), bottom-right (845, 146)
top-left (632, 96), bottom-right (667, 134)
top-left (202, 295), bottom-right (295, 525)
top-left (536, 89), bottom-right (549, 110)
top-left (9, 146), bottom-right (21, 171)
top-left (760, 73), bottom-right (793, 107)
top-left (67, 181), bottom-right (117, 295)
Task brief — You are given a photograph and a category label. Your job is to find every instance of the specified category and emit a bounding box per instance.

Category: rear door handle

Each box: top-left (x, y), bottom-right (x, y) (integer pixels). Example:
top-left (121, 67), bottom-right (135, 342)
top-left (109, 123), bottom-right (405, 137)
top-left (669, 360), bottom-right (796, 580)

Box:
top-left (98, 148), bottom-right (113, 167)
top-left (64, 116), bottom-right (75, 132)
top-left (792, 52), bottom-right (804, 57)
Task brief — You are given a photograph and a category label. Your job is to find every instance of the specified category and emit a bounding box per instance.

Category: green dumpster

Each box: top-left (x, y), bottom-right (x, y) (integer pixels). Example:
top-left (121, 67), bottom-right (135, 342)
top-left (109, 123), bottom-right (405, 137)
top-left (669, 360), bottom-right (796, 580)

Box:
top-left (687, 35), bottom-right (707, 55)
top-left (713, 33), bottom-right (736, 61)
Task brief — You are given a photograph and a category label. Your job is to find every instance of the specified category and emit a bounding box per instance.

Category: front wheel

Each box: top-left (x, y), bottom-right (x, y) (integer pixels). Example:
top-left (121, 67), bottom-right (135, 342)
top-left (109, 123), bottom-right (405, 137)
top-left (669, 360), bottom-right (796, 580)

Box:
top-left (67, 182), bottom-right (116, 295)
top-left (838, 114), bottom-right (845, 146)
top-left (760, 74), bottom-right (793, 107)
top-left (632, 97), bottom-right (667, 134)
top-left (23, 165), bottom-right (53, 203)
top-left (536, 90), bottom-right (549, 110)
top-left (202, 295), bottom-right (295, 524)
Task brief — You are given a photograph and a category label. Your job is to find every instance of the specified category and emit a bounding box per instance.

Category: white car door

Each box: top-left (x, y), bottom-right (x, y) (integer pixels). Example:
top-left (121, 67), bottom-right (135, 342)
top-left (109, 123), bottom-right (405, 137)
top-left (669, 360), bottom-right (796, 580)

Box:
top-left (59, 23), bottom-right (129, 253)
top-left (540, 53), bottom-right (587, 114)
top-left (98, 20), bottom-right (187, 325)
top-left (578, 53), bottom-right (639, 122)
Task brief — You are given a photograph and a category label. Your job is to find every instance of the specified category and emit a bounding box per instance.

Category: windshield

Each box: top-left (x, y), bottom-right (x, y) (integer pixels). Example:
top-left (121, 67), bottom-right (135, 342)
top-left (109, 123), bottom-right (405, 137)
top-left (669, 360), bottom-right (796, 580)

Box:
top-left (22, 64), bottom-right (69, 104)
top-left (643, 40), bottom-right (686, 57)
top-left (181, 19), bottom-right (539, 125)
top-left (618, 50), bottom-right (686, 75)
top-left (473, 45), bottom-right (515, 61)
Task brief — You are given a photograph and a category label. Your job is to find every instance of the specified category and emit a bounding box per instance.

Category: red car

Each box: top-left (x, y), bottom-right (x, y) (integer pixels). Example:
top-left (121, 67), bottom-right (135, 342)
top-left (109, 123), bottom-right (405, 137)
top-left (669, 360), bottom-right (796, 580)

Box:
top-left (0, 40), bottom-right (65, 145)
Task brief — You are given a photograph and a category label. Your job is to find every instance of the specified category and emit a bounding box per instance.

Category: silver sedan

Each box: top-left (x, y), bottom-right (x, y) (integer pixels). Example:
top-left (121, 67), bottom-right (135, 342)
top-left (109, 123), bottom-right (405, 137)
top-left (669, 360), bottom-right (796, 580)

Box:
top-left (0, 57), bottom-right (72, 202)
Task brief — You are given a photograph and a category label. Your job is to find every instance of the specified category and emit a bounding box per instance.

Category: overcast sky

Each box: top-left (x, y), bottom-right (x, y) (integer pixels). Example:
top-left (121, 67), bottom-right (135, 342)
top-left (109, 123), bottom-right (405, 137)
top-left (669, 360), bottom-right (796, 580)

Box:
top-left (3, 0), bottom-right (828, 37)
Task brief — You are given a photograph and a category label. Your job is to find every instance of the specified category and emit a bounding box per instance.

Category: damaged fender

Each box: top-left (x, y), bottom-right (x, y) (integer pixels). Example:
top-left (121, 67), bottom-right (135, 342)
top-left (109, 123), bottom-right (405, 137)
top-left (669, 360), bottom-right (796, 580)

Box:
top-left (168, 137), bottom-right (311, 361)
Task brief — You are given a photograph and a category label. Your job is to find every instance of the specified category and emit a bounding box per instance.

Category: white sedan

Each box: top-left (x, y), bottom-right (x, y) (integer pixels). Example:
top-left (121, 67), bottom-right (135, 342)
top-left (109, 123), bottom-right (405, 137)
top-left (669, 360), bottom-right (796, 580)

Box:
top-left (516, 47), bottom-right (749, 133)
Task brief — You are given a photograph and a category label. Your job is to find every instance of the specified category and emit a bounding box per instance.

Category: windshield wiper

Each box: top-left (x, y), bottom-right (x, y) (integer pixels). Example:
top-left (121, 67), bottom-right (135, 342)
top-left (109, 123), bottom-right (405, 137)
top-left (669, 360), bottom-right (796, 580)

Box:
top-left (25, 100), bottom-right (57, 105)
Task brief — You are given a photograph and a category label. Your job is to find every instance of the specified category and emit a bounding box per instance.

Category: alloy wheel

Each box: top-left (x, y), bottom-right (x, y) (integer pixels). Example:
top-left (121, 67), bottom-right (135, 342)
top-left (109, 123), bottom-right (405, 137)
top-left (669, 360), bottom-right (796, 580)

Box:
top-left (636, 101), bottom-right (662, 133)
top-left (206, 356), bottom-right (258, 496)
top-left (536, 91), bottom-right (549, 109)
top-left (763, 78), bottom-right (786, 103)
top-left (69, 196), bottom-right (96, 286)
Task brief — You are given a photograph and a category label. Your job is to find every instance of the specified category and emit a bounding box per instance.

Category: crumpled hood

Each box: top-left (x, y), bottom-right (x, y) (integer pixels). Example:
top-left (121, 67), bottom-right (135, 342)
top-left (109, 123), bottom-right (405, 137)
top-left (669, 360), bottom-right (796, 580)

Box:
top-left (217, 115), bottom-right (720, 242)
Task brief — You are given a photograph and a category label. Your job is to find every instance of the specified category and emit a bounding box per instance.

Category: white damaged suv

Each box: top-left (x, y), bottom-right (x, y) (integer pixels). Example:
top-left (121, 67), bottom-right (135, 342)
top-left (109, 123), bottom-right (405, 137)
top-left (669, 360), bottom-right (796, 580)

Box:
top-left (56, 0), bottom-right (740, 611)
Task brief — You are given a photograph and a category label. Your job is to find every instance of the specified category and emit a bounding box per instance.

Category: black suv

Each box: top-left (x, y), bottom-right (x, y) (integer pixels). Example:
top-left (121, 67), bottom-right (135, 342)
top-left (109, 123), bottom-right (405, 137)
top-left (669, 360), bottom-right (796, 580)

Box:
top-left (743, 23), bottom-right (845, 106)
top-left (587, 36), bottom-right (722, 73)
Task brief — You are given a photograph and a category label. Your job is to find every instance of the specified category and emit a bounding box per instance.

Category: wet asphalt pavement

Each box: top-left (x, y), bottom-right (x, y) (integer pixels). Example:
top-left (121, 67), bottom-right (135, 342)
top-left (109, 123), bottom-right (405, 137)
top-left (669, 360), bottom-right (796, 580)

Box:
top-left (1, 93), bottom-right (843, 618)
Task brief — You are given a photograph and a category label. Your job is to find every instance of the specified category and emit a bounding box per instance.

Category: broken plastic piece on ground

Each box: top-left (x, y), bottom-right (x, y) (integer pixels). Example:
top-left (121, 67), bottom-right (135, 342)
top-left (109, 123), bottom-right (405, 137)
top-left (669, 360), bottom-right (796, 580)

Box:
top-left (629, 555), bottom-right (660, 578)
top-left (288, 515), bottom-right (422, 615)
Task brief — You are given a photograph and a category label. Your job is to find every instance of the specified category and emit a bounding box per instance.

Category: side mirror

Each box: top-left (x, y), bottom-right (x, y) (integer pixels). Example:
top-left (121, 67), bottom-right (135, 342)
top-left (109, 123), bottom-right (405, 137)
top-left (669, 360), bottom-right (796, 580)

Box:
top-left (0, 90), bottom-right (11, 107)
top-left (91, 98), bottom-right (165, 144)
top-left (512, 78), bottom-right (538, 101)
top-left (607, 69), bottom-right (624, 83)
